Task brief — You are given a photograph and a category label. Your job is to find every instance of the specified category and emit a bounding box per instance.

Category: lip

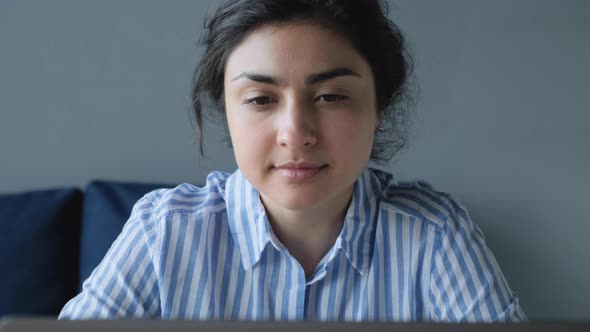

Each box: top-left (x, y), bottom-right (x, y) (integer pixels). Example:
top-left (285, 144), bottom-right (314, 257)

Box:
top-left (273, 161), bottom-right (327, 183)
top-left (275, 161), bottom-right (325, 169)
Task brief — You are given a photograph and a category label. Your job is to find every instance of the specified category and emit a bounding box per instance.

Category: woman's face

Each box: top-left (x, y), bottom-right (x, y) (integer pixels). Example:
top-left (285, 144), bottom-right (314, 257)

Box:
top-left (224, 22), bottom-right (378, 212)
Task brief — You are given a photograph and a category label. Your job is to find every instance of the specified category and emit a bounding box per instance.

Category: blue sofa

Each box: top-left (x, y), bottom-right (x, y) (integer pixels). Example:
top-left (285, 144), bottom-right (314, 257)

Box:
top-left (0, 180), bottom-right (173, 318)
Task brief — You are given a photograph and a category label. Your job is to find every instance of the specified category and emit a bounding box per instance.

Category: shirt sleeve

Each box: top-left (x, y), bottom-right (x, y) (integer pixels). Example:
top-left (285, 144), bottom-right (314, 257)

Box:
top-left (58, 195), bottom-right (161, 319)
top-left (427, 199), bottom-right (526, 322)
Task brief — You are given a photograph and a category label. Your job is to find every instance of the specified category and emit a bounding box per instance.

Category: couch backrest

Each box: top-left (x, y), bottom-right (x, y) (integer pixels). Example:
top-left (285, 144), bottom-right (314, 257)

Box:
top-left (0, 181), bottom-right (174, 317)
top-left (0, 188), bottom-right (82, 317)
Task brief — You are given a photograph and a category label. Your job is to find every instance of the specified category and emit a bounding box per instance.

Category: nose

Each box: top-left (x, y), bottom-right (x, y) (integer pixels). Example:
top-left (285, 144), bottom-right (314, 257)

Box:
top-left (276, 101), bottom-right (318, 149)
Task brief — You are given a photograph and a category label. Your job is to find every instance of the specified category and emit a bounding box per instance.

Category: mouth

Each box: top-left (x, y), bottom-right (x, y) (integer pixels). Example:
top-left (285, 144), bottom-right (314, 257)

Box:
top-left (272, 162), bottom-right (328, 183)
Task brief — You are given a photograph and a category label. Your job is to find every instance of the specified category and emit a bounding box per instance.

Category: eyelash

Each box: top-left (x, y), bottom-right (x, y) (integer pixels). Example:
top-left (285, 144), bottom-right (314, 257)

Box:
top-left (243, 96), bottom-right (277, 106)
top-left (315, 94), bottom-right (349, 103)
top-left (243, 94), bottom-right (350, 107)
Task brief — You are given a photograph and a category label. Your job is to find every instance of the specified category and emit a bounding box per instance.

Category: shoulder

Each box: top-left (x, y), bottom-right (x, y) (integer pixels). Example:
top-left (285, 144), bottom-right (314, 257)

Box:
top-left (138, 171), bottom-right (231, 220)
top-left (121, 171), bottom-right (233, 263)
top-left (369, 168), bottom-right (470, 232)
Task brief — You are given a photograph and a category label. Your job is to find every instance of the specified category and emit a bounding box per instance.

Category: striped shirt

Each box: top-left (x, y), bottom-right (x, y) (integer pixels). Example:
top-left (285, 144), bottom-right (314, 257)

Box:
top-left (59, 168), bottom-right (525, 322)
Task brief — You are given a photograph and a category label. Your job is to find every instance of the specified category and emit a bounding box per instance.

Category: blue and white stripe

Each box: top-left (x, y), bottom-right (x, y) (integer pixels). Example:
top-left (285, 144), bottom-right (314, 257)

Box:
top-left (59, 168), bottom-right (526, 322)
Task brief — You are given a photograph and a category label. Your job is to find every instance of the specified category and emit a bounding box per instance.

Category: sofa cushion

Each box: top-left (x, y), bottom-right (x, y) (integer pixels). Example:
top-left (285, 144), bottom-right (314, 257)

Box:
top-left (78, 180), bottom-right (172, 290)
top-left (0, 188), bottom-right (82, 317)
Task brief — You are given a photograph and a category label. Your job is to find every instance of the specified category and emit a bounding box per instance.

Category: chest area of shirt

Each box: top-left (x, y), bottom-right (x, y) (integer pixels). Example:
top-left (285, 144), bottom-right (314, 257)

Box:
top-left (159, 243), bottom-right (432, 321)
top-left (157, 208), bottom-right (437, 320)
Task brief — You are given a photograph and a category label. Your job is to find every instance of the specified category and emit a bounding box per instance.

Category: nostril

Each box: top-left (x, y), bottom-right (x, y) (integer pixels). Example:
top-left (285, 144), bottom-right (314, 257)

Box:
top-left (277, 129), bottom-right (318, 148)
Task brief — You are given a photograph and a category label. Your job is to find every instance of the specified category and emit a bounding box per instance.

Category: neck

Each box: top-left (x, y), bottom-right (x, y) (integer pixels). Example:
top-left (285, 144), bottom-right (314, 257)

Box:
top-left (260, 187), bottom-right (353, 277)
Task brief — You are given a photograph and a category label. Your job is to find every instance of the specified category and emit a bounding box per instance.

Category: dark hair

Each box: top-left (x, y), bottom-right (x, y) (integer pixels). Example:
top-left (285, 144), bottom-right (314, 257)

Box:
top-left (191, 0), bottom-right (415, 163)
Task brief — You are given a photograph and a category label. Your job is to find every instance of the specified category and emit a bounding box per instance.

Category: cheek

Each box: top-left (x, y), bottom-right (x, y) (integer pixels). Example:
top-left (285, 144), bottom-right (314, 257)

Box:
top-left (227, 112), bottom-right (274, 164)
top-left (322, 114), bottom-right (376, 153)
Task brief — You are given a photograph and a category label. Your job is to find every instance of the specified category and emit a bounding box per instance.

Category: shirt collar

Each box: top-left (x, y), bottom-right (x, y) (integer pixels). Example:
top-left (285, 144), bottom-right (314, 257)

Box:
top-left (224, 169), bottom-right (271, 271)
top-left (224, 168), bottom-right (382, 275)
top-left (337, 168), bottom-right (381, 276)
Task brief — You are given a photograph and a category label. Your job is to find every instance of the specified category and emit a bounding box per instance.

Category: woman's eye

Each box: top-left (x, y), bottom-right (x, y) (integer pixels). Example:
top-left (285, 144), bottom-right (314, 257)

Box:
top-left (244, 96), bottom-right (275, 106)
top-left (315, 94), bottom-right (349, 103)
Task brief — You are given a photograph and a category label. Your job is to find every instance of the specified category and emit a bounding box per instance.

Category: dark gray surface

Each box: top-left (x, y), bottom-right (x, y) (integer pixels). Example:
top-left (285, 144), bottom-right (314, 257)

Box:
top-left (1, 319), bottom-right (589, 332)
top-left (0, 0), bottom-right (588, 321)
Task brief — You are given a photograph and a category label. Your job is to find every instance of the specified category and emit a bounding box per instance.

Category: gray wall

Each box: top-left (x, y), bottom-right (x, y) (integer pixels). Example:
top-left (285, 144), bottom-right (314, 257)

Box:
top-left (1, 0), bottom-right (588, 321)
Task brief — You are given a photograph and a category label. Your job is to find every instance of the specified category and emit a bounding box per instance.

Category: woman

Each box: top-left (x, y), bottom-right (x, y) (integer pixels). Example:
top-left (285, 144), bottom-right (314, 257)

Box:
top-left (60, 0), bottom-right (525, 322)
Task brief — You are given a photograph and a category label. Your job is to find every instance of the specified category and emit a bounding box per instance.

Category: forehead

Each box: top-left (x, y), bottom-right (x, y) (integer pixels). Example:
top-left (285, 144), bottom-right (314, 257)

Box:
top-left (224, 22), bottom-right (371, 81)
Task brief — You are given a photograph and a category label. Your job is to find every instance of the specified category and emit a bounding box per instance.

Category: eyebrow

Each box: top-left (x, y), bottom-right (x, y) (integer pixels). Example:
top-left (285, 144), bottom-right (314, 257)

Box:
top-left (231, 67), bottom-right (361, 86)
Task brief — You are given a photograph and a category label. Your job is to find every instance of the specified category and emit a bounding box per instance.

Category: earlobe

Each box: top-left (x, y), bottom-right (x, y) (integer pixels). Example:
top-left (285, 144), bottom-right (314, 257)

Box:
top-left (375, 111), bottom-right (384, 131)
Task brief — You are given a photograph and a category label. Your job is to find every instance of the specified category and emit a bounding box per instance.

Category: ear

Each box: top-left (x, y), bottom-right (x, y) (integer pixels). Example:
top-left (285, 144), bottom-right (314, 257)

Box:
top-left (376, 110), bottom-right (384, 128)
